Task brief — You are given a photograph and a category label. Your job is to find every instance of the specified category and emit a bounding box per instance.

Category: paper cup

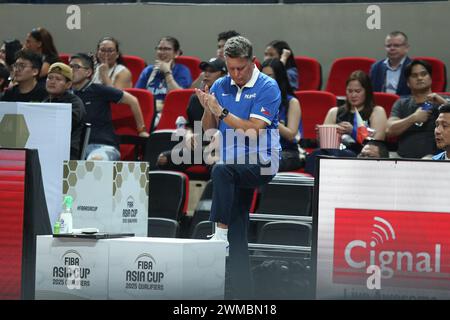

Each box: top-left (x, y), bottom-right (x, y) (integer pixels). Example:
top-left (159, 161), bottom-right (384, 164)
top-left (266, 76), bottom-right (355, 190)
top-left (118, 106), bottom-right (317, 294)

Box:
top-left (318, 124), bottom-right (341, 149)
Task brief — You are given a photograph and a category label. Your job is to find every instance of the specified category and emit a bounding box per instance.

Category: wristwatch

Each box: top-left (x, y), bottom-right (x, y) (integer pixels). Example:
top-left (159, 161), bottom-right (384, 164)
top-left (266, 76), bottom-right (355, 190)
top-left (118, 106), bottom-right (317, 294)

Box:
top-left (219, 108), bottom-right (229, 120)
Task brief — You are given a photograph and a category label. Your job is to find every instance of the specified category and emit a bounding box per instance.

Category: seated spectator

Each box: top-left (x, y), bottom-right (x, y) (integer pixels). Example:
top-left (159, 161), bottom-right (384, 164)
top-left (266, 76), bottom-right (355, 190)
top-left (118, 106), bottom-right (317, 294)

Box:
top-left (386, 60), bottom-right (449, 158)
top-left (135, 36), bottom-right (192, 112)
top-left (191, 30), bottom-right (240, 89)
top-left (24, 27), bottom-right (60, 80)
top-left (1, 49), bottom-right (47, 102)
top-left (357, 140), bottom-right (389, 158)
top-left (70, 53), bottom-right (149, 161)
top-left (92, 36), bottom-right (132, 89)
top-left (264, 40), bottom-right (298, 90)
top-left (43, 62), bottom-right (86, 160)
top-left (432, 104), bottom-right (450, 160)
top-left (323, 70), bottom-right (387, 154)
top-left (370, 31), bottom-right (411, 97)
top-left (261, 58), bottom-right (304, 171)
top-left (157, 57), bottom-right (227, 170)
top-left (1, 39), bottom-right (22, 71)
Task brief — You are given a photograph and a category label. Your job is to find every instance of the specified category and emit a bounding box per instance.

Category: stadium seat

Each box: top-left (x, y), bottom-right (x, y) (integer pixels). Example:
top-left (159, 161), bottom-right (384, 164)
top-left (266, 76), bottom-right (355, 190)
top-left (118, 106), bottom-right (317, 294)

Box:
top-left (122, 55), bottom-right (146, 87)
top-left (148, 170), bottom-right (189, 221)
top-left (147, 217), bottom-right (180, 238)
top-left (254, 57), bottom-right (262, 70)
top-left (325, 57), bottom-right (376, 97)
top-left (294, 56), bottom-right (322, 91)
top-left (413, 56), bottom-right (447, 92)
top-left (59, 53), bottom-right (70, 65)
top-left (257, 221), bottom-right (312, 247)
top-left (175, 56), bottom-right (201, 81)
top-left (143, 129), bottom-right (180, 170)
top-left (111, 88), bottom-right (154, 160)
top-left (373, 92), bottom-right (400, 117)
top-left (294, 90), bottom-right (336, 148)
top-left (191, 220), bottom-right (214, 239)
top-left (156, 89), bottom-right (195, 130)
top-left (253, 173), bottom-right (314, 217)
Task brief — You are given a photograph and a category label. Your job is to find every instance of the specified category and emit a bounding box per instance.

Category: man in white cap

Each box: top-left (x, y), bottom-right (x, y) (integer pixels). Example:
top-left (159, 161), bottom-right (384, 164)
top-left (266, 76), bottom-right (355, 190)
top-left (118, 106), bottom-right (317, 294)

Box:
top-left (44, 62), bottom-right (86, 159)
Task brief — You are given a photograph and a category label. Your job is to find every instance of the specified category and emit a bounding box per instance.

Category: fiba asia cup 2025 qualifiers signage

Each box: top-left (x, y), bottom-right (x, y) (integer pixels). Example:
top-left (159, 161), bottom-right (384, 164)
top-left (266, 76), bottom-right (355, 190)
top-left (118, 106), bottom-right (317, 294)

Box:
top-left (35, 236), bottom-right (109, 299)
top-left (35, 236), bottom-right (227, 300)
top-left (62, 161), bottom-right (148, 236)
top-left (315, 158), bottom-right (450, 300)
top-left (107, 237), bottom-right (226, 300)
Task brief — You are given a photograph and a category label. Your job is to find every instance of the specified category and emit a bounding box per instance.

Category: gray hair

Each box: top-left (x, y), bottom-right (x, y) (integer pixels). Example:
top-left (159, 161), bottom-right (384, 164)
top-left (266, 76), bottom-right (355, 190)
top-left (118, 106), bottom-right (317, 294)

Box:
top-left (224, 36), bottom-right (253, 60)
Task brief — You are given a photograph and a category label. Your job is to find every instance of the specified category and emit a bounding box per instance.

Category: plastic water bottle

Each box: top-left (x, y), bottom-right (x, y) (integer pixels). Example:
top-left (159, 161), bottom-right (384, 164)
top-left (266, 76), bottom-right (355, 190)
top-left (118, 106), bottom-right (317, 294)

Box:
top-left (59, 195), bottom-right (73, 234)
top-left (175, 116), bottom-right (187, 129)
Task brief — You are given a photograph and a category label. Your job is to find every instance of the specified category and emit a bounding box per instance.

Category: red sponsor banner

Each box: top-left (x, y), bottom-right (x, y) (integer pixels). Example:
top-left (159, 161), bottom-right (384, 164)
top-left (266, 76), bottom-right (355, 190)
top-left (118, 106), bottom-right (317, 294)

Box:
top-left (0, 149), bottom-right (26, 299)
top-left (333, 208), bottom-right (450, 290)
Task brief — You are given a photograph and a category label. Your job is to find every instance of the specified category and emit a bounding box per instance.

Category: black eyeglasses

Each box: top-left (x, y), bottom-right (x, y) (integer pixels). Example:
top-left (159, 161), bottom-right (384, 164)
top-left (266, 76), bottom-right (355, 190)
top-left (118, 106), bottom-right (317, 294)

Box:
top-left (99, 48), bottom-right (116, 54)
top-left (69, 64), bottom-right (88, 70)
top-left (155, 46), bottom-right (174, 52)
top-left (12, 63), bottom-right (33, 71)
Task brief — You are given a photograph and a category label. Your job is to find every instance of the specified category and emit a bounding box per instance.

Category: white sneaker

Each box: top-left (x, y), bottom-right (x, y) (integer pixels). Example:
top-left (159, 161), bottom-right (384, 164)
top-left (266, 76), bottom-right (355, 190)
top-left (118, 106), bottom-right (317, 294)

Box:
top-left (208, 232), bottom-right (229, 257)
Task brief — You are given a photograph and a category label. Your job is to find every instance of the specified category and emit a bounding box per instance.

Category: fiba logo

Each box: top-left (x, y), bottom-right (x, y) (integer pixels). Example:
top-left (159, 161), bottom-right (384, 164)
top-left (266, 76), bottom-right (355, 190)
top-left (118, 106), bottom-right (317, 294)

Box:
top-left (344, 216), bottom-right (442, 279)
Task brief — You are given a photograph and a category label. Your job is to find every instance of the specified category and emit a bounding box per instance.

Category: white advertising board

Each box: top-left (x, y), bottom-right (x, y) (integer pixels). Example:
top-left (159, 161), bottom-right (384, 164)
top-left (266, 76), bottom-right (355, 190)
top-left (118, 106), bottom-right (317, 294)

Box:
top-left (63, 161), bottom-right (148, 236)
top-left (0, 102), bottom-right (71, 226)
top-left (107, 237), bottom-right (226, 300)
top-left (315, 158), bottom-right (450, 299)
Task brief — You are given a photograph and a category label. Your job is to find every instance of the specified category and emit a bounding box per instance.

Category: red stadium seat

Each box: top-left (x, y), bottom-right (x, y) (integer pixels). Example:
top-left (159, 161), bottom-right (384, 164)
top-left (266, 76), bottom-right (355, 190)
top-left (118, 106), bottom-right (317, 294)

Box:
top-left (294, 90), bottom-right (337, 141)
top-left (122, 55), bottom-right (146, 87)
top-left (156, 89), bottom-right (195, 130)
top-left (325, 57), bottom-right (376, 97)
top-left (59, 53), bottom-right (70, 65)
top-left (254, 57), bottom-right (262, 70)
top-left (413, 56), bottom-right (447, 92)
top-left (175, 56), bottom-right (202, 81)
top-left (373, 92), bottom-right (400, 117)
top-left (111, 88), bottom-right (154, 160)
top-left (294, 56), bottom-right (322, 91)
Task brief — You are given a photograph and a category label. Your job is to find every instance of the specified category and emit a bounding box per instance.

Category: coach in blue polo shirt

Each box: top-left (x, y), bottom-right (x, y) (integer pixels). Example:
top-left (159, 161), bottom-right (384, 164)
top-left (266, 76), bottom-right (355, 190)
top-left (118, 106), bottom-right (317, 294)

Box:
top-left (196, 36), bottom-right (281, 299)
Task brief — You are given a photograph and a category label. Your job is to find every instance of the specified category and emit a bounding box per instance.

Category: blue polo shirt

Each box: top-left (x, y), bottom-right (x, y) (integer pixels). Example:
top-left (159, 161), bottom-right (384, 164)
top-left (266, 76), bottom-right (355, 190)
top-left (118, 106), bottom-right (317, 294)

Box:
top-left (210, 67), bottom-right (281, 165)
top-left (135, 63), bottom-right (192, 101)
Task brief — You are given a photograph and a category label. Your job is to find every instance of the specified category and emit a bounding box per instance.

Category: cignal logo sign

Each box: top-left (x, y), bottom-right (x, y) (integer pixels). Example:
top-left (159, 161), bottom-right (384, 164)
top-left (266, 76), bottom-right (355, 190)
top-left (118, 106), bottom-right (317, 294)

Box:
top-left (333, 209), bottom-right (450, 290)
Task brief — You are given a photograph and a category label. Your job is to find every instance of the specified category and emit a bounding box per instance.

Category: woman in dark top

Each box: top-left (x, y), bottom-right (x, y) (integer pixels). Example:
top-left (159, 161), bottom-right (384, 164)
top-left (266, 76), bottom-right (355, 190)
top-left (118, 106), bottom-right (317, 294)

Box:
top-left (24, 27), bottom-right (60, 80)
top-left (262, 58), bottom-right (304, 171)
top-left (264, 40), bottom-right (299, 90)
top-left (323, 70), bottom-right (387, 152)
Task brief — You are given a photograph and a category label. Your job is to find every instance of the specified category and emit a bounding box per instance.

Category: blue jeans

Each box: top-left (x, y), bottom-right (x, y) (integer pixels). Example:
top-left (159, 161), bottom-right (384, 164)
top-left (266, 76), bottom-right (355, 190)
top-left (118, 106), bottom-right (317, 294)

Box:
top-left (210, 163), bottom-right (275, 299)
top-left (85, 144), bottom-right (121, 161)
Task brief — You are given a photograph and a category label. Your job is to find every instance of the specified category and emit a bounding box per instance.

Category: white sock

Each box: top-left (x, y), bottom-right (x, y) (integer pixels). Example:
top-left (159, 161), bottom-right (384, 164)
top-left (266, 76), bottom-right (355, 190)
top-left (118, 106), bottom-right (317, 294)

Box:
top-left (215, 224), bottom-right (228, 240)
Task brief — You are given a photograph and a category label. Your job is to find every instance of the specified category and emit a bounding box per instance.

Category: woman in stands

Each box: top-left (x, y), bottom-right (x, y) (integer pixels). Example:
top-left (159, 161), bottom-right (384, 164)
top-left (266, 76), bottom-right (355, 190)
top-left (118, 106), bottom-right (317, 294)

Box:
top-left (1, 39), bottom-right (22, 71)
top-left (24, 27), bottom-right (59, 80)
top-left (262, 58), bottom-right (304, 171)
top-left (264, 40), bottom-right (298, 90)
top-left (135, 36), bottom-right (192, 112)
top-left (323, 70), bottom-right (387, 153)
top-left (92, 36), bottom-right (132, 89)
